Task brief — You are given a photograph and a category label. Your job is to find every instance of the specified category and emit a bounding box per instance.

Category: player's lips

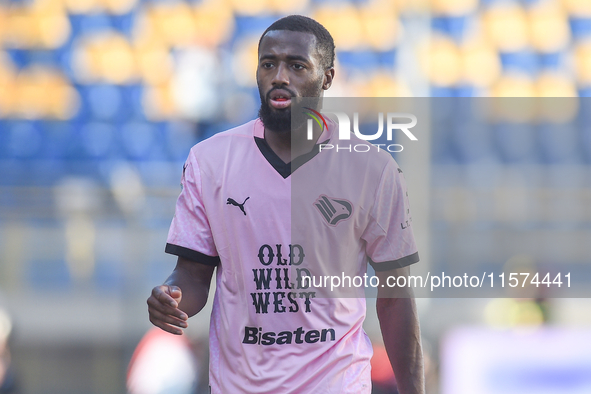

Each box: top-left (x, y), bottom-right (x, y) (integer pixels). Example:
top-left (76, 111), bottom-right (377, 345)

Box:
top-left (268, 89), bottom-right (293, 109)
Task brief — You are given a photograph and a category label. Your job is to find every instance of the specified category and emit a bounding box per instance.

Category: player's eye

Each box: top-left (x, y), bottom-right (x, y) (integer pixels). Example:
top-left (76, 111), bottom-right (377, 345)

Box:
top-left (293, 64), bottom-right (305, 70)
top-left (262, 62), bottom-right (274, 69)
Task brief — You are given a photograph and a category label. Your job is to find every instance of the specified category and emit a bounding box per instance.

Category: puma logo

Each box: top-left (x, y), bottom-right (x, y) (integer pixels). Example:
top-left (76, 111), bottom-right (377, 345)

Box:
top-left (227, 197), bottom-right (250, 216)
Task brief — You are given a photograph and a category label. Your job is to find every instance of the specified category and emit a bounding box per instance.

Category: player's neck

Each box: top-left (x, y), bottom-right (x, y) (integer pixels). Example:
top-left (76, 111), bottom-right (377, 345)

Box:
top-left (264, 125), bottom-right (322, 164)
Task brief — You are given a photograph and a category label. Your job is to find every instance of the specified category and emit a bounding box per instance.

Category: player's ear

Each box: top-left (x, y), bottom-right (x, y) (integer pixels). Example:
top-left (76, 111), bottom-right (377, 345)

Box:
top-left (323, 67), bottom-right (334, 90)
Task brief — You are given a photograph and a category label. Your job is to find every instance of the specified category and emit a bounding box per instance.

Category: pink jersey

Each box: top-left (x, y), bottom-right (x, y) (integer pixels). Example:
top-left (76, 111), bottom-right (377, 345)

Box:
top-left (166, 118), bottom-right (418, 393)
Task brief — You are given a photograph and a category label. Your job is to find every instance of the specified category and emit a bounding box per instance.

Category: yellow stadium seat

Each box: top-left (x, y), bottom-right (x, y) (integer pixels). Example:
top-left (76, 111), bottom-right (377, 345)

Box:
top-left (228, 0), bottom-right (268, 17)
top-left (528, 2), bottom-right (570, 53)
top-left (562, 0), bottom-right (591, 17)
top-left (430, 0), bottom-right (478, 16)
top-left (2, 2), bottom-right (70, 49)
top-left (491, 73), bottom-right (536, 97)
top-left (150, 2), bottom-right (198, 48)
top-left (268, 0), bottom-right (309, 14)
top-left (0, 5), bottom-right (7, 45)
top-left (104, 0), bottom-right (138, 15)
top-left (360, 2), bottom-right (401, 51)
top-left (13, 66), bottom-right (79, 119)
top-left (368, 70), bottom-right (412, 97)
top-left (419, 35), bottom-right (462, 86)
top-left (143, 82), bottom-right (178, 121)
top-left (135, 43), bottom-right (174, 86)
top-left (231, 36), bottom-right (259, 88)
top-left (64, 0), bottom-right (101, 14)
top-left (461, 36), bottom-right (501, 88)
top-left (193, 1), bottom-right (235, 48)
top-left (314, 5), bottom-right (365, 51)
top-left (0, 52), bottom-right (17, 118)
top-left (574, 40), bottom-right (591, 84)
top-left (536, 72), bottom-right (577, 97)
top-left (72, 32), bottom-right (138, 84)
top-left (5, 8), bottom-right (40, 48)
top-left (535, 72), bottom-right (578, 122)
top-left (483, 3), bottom-right (530, 52)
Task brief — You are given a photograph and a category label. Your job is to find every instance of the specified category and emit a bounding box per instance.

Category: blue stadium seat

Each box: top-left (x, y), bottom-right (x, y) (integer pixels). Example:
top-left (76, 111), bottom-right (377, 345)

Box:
top-left (337, 50), bottom-right (380, 72)
top-left (121, 84), bottom-right (146, 120)
top-left (5, 48), bottom-right (28, 69)
top-left (136, 160), bottom-right (179, 188)
top-left (536, 123), bottom-right (579, 164)
top-left (120, 120), bottom-right (166, 161)
top-left (84, 84), bottom-right (125, 121)
top-left (79, 121), bottom-right (119, 159)
top-left (454, 85), bottom-right (478, 97)
top-left (15, 49), bottom-right (61, 69)
top-left (569, 17), bottom-right (591, 41)
top-left (499, 50), bottom-right (539, 75)
top-left (539, 52), bottom-right (563, 70)
top-left (0, 120), bottom-right (7, 158)
top-left (111, 12), bottom-right (136, 37)
top-left (492, 122), bottom-right (535, 164)
top-left (31, 159), bottom-right (68, 186)
top-left (94, 259), bottom-right (124, 290)
top-left (578, 108), bottom-right (591, 163)
top-left (5, 120), bottom-right (44, 159)
top-left (68, 13), bottom-right (114, 37)
top-left (56, 42), bottom-right (77, 80)
top-left (429, 120), bottom-right (458, 164)
top-left (165, 121), bottom-right (198, 161)
top-left (376, 50), bottom-right (397, 68)
top-left (231, 16), bottom-right (278, 46)
top-left (40, 121), bottom-right (75, 160)
top-left (27, 259), bottom-right (72, 289)
top-left (450, 119), bottom-right (493, 163)
top-left (430, 85), bottom-right (456, 97)
top-left (431, 16), bottom-right (470, 42)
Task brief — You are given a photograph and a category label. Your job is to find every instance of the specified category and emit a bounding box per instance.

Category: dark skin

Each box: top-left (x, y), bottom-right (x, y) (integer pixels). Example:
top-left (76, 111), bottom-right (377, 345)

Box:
top-left (256, 30), bottom-right (334, 162)
top-left (147, 29), bottom-right (424, 394)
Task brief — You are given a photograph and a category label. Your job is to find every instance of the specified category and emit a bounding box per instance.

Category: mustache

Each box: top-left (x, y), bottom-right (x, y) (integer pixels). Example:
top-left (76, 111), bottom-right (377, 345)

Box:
top-left (265, 87), bottom-right (297, 102)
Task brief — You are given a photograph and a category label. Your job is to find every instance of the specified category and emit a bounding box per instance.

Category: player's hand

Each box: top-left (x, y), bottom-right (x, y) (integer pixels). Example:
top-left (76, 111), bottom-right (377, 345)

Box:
top-left (147, 285), bottom-right (189, 335)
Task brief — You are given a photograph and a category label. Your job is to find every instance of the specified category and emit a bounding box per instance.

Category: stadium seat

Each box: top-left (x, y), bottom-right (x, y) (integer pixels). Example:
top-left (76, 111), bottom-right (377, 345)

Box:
top-left (68, 13), bottom-right (114, 37)
top-left (120, 120), bottom-right (164, 161)
top-left (5, 120), bottom-right (43, 160)
top-left (40, 120), bottom-right (75, 161)
top-left (537, 123), bottom-right (579, 164)
top-left (431, 16), bottom-right (470, 42)
top-left (165, 121), bottom-right (198, 161)
top-left (79, 121), bottom-right (118, 159)
top-left (84, 84), bottom-right (124, 121)
top-left (337, 50), bottom-right (380, 72)
top-left (499, 50), bottom-right (539, 76)
top-left (492, 123), bottom-right (535, 164)
top-left (27, 259), bottom-right (72, 289)
top-left (231, 16), bottom-right (278, 46)
top-left (569, 17), bottom-right (591, 40)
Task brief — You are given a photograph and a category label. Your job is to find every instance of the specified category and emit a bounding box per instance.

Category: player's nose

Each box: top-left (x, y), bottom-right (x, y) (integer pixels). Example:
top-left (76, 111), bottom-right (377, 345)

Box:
top-left (271, 63), bottom-right (290, 86)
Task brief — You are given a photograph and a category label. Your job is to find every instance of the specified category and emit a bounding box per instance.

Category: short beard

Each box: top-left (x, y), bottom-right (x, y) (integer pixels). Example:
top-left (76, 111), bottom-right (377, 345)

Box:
top-left (258, 99), bottom-right (292, 133)
top-left (258, 79), bottom-right (324, 134)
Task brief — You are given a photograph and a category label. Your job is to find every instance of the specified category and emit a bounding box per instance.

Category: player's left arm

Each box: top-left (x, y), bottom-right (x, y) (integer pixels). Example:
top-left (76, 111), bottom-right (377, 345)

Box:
top-left (376, 265), bottom-right (425, 394)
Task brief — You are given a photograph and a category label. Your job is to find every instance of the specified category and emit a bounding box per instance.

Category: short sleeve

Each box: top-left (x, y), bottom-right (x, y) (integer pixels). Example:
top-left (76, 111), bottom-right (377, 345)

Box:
top-left (362, 159), bottom-right (419, 272)
top-left (165, 154), bottom-right (220, 266)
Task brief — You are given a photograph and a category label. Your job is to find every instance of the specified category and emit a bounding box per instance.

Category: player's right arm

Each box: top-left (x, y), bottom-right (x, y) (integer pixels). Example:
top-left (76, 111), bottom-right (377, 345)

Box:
top-left (147, 256), bottom-right (215, 335)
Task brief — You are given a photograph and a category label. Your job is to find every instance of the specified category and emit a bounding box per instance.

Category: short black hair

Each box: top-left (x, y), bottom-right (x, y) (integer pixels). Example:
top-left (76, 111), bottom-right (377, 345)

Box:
top-left (258, 15), bottom-right (335, 70)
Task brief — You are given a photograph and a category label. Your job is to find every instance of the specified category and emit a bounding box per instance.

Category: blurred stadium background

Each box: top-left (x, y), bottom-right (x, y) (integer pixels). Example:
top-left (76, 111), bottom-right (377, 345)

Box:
top-left (1, 0), bottom-right (591, 393)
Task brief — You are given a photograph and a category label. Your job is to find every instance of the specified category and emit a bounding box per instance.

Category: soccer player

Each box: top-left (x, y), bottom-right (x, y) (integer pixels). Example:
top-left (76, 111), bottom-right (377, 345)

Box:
top-left (147, 15), bottom-right (425, 394)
